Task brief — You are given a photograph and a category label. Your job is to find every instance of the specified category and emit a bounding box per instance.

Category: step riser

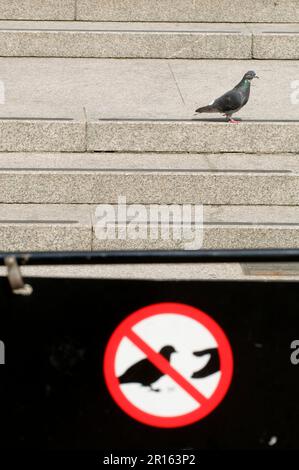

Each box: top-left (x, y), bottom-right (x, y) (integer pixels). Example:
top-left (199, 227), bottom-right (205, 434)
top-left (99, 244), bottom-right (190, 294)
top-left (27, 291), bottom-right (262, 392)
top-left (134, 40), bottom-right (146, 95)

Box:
top-left (88, 122), bottom-right (299, 154)
top-left (0, 173), bottom-right (298, 205)
top-left (0, 225), bottom-right (297, 251)
top-left (77, 0), bottom-right (299, 23)
top-left (0, 121), bottom-right (85, 152)
top-left (93, 229), bottom-right (299, 250)
top-left (0, 30), bottom-right (298, 60)
top-left (0, 31), bottom-right (252, 59)
top-left (0, 225), bottom-right (91, 251)
top-left (3, 121), bottom-right (298, 153)
top-left (253, 35), bottom-right (299, 60)
top-left (1, 1), bottom-right (297, 23)
top-left (0, 0), bottom-right (75, 20)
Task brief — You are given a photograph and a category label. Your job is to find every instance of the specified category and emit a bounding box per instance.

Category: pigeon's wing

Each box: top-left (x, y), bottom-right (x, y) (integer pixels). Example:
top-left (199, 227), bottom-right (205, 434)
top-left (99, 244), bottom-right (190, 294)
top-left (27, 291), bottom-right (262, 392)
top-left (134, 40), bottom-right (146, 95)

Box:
top-left (118, 358), bottom-right (149, 383)
top-left (118, 358), bottom-right (161, 385)
top-left (241, 91), bottom-right (250, 107)
top-left (213, 89), bottom-right (243, 113)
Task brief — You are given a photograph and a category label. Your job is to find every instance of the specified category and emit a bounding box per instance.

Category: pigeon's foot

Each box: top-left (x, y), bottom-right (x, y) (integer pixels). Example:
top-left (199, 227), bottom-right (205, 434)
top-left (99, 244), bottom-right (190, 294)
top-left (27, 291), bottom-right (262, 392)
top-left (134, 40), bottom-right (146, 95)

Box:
top-left (224, 114), bottom-right (239, 124)
top-left (227, 116), bottom-right (239, 124)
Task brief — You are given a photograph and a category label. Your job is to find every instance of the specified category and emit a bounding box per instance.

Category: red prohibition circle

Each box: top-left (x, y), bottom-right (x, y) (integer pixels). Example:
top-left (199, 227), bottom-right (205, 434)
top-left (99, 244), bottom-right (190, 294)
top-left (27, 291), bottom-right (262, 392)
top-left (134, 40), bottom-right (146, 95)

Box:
top-left (103, 302), bottom-right (233, 428)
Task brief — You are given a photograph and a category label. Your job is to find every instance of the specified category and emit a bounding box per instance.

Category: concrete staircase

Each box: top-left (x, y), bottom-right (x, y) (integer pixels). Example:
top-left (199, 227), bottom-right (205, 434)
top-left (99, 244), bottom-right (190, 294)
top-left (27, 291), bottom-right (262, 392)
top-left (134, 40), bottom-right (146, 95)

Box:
top-left (0, 0), bottom-right (298, 251)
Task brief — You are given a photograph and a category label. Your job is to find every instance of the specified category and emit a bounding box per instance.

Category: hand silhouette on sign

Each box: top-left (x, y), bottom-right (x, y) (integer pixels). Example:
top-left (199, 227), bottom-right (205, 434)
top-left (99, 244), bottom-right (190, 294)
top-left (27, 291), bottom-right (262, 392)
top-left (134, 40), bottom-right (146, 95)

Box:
top-left (191, 348), bottom-right (220, 379)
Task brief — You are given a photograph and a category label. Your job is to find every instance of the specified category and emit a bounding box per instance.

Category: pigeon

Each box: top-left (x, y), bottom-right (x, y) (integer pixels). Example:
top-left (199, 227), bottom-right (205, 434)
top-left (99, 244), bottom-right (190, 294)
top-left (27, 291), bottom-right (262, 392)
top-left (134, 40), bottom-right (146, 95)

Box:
top-left (118, 345), bottom-right (177, 392)
top-left (195, 70), bottom-right (259, 123)
top-left (191, 348), bottom-right (220, 378)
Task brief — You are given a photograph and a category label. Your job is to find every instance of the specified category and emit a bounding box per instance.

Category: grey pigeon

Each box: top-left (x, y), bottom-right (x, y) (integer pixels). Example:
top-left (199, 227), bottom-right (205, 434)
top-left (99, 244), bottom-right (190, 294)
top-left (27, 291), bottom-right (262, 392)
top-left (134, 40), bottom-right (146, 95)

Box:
top-left (195, 70), bottom-right (259, 123)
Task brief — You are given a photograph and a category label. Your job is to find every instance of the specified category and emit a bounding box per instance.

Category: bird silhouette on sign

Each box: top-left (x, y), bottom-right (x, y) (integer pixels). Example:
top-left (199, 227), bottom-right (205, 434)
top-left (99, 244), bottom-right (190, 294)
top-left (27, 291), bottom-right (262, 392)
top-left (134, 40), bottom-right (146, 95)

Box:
top-left (195, 70), bottom-right (259, 123)
top-left (191, 348), bottom-right (220, 378)
top-left (118, 345), bottom-right (176, 392)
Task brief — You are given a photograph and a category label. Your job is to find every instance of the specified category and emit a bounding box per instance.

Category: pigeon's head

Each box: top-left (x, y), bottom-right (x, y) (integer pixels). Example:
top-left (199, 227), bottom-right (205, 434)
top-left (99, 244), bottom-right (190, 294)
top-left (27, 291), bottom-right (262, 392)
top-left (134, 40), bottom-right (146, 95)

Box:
top-left (243, 70), bottom-right (259, 81)
top-left (160, 345), bottom-right (177, 359)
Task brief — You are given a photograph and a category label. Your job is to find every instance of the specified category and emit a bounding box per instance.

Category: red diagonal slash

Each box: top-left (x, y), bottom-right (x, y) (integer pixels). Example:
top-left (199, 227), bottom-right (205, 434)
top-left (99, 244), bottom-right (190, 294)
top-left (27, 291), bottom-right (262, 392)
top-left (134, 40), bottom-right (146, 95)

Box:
top-left (127, 329), bottom-right (208, 405)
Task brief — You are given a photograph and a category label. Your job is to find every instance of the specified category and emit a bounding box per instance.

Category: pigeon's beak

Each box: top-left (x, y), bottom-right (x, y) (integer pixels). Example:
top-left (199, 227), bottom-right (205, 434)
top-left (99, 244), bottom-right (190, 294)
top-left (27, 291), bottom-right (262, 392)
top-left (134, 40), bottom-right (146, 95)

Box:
top-left (255, 75), bottom-right (259, 79)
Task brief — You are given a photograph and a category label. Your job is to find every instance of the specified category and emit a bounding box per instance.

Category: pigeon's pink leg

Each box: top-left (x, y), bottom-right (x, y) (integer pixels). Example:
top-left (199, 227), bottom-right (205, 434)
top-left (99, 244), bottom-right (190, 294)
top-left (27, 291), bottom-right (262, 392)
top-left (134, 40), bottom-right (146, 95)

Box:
top-left (225, 115), bottom-right (239, 124)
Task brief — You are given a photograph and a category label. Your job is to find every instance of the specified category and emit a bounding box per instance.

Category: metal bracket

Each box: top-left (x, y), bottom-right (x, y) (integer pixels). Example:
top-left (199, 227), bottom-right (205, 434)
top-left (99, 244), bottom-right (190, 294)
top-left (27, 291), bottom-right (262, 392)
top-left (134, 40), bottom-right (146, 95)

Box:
top-left (4, 256), bottom-right (33, 296)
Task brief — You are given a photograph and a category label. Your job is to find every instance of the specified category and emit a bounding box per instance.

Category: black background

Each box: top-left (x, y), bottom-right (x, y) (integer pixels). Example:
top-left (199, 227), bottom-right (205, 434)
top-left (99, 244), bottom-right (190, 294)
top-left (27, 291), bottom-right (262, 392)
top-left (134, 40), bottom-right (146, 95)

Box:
top-left (0, 277), bottom-right (298, 452)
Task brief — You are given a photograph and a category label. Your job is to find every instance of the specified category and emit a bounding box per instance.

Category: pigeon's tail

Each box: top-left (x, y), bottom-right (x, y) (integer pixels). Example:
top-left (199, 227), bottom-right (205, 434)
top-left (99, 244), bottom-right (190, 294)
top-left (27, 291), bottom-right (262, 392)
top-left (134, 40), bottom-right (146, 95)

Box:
top-left (118, 373), bottom-right (131, 384)
top-left (195, 105), bottom-right (217, 114)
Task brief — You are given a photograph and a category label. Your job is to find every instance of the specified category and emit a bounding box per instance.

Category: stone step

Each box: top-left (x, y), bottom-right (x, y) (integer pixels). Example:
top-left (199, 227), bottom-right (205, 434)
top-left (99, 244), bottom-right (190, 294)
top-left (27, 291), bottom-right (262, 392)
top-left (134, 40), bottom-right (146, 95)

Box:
top-left (0, 21), bottom-right (252, 59)
top-left (0, 153), bottom-right (298, 205)
top-left (252, 24), bottom-right (299, 59)
top-left (0, 0), bottom-right (75, 20)
top-left (0, 22), bottom-right (298, 59)
top-left (0, 58), bottom-right (298, 151)
top-left (0, 204), bottom-right (298, 251)
top-left (0, 118), bottom-right (298, 153)
top-left (0, 204), bottom-right (92, 252)
top-left (0, 58), bottom-right (297, 116)
top-left (76, 0), bottom-right (299, 23)
top-left (88, 119), bottom-right (299, 153)
top-left (0, 118), bottom-right (85, 152)
top-left (1, 1), bottom-right (297, 23)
